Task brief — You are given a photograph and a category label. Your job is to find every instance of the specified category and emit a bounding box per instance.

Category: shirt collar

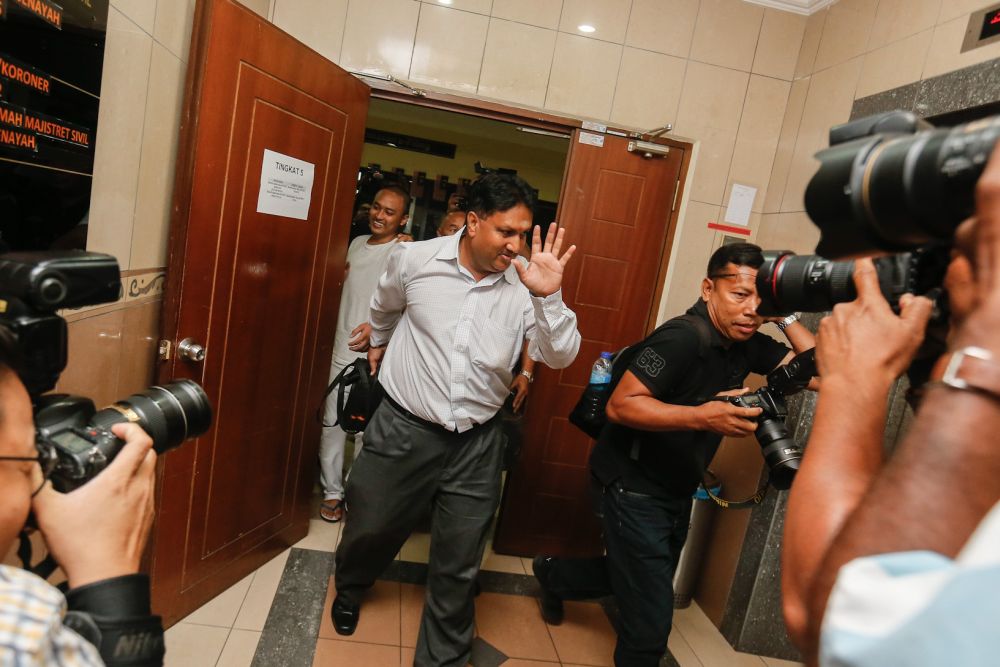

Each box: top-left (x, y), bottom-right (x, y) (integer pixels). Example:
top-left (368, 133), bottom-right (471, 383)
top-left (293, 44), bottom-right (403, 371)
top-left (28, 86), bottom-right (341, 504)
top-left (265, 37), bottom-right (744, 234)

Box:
top-left (438, 229), bottom-right (520, 286)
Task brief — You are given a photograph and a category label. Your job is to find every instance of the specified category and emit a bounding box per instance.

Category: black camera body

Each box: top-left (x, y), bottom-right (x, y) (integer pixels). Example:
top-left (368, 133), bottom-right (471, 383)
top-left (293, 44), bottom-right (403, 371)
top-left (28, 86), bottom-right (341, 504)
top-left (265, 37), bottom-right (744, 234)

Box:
top-left (0, 250), bottom-right (211, 491)
top-left (715, 349), bottom-right (816, 491)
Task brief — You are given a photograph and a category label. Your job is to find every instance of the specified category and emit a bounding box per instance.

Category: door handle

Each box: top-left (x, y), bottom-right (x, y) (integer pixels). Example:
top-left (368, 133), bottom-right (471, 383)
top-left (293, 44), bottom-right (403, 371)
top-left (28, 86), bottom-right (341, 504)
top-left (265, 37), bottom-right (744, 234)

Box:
top-left (177, 338), bottom-right (207, 363)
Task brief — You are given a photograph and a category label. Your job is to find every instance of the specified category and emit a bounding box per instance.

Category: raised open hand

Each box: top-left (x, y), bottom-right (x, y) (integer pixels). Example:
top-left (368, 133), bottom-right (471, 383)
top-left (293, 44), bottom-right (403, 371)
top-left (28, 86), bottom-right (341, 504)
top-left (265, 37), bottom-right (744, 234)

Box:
top-left (514, 222), bottom-right (577, 297)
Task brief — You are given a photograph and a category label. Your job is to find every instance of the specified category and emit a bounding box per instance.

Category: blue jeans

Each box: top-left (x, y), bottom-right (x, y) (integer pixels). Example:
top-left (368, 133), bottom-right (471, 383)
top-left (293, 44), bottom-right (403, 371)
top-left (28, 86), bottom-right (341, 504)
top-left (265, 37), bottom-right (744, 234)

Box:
top-left (544, 483), bottom-right (692, 667)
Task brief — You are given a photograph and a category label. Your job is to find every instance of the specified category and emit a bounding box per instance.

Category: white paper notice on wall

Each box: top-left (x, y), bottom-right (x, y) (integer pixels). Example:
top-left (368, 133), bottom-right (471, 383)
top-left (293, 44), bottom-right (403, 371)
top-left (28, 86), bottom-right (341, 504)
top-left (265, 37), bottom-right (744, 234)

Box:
top-left (256, 149), bottom-right (316, 220)
top-left (723, 183), bottom-right (757, 227)
top-left (578, 131), bottom-right (605, 148)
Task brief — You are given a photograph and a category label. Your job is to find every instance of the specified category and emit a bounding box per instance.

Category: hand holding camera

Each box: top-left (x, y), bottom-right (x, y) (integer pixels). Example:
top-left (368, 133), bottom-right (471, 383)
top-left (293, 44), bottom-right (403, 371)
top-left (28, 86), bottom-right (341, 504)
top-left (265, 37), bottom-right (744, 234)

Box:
top-left (32, 422), bottom-right (156, 588)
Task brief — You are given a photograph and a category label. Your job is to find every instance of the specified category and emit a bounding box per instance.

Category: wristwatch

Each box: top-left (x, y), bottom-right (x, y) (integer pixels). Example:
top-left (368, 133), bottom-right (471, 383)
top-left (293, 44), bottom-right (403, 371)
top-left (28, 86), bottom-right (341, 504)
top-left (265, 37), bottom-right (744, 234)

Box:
top-left (929, 346), bottom-right (1000, 401)
top-left (776, 313), bottom-right (799, 331)
top-left (520, 369), bottom-right (534, 383)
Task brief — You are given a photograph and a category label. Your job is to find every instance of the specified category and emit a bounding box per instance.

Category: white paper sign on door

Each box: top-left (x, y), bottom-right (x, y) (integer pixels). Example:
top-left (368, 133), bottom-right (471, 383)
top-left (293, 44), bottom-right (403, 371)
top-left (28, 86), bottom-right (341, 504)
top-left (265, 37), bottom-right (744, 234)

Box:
top-left (256, 149), bottom-right (315, 220)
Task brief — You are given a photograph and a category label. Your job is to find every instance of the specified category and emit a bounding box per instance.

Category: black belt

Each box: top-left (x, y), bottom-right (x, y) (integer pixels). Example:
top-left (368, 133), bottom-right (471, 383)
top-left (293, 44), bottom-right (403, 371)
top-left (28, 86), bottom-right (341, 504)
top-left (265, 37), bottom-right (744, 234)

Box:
top-left (384, 394), bottom-right (495, 435)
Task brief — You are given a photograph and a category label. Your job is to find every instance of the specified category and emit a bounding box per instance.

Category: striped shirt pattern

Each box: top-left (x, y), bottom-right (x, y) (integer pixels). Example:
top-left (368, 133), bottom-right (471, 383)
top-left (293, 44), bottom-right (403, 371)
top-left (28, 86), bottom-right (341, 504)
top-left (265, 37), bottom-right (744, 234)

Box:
top-left (820, 499), bottom-right (1000, 667)
top-left (370, 231), bottom-right (580, 432)
top-left (0, 565), bottom-right (102, 666)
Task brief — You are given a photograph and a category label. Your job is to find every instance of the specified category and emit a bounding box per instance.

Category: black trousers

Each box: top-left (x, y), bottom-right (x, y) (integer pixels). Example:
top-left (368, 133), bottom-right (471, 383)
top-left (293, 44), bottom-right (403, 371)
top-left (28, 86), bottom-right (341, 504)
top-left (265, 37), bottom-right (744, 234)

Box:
top-left (544, 482), bottom-right (692, 667)
top-left (335, 399), bottom-right (504, 667)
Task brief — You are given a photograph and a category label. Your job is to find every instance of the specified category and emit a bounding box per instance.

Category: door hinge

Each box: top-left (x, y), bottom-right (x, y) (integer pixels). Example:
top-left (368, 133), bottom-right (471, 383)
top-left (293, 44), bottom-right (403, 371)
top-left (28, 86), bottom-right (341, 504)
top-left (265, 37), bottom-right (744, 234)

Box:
top-left (158, 339), bottom-right (172, 362)
top-left (672, 180), bottom-right (681, 212)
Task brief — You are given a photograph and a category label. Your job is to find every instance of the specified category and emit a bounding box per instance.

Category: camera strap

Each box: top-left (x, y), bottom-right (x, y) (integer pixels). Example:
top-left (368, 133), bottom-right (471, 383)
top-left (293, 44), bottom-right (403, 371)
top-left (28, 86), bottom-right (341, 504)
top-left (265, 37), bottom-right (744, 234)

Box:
top-left (701, 470), bottom-right (771, 510)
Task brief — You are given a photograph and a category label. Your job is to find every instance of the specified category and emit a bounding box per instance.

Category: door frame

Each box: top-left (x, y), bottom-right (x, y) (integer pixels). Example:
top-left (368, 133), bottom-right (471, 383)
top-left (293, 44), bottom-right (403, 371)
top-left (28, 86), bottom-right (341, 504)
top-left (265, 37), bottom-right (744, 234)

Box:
top-left (362, 76), bottom-right (693, 335)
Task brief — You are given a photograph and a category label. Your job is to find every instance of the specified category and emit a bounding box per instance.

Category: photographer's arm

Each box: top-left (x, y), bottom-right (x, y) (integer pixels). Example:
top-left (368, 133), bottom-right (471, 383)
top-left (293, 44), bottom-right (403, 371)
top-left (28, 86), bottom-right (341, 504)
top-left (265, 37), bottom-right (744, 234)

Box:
top-left (781, 262), bottom-right (932, 658)
top-left (779, 320), bottom-right (816, 358)
top-left (606, 371), bottom-right (763, 438)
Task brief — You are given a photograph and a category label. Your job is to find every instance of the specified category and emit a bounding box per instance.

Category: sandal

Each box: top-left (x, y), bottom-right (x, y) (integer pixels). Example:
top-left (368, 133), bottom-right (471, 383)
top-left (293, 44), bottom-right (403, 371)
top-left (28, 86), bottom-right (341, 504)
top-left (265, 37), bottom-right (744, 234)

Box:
top-left (320, 499), bottom-right (344, 523)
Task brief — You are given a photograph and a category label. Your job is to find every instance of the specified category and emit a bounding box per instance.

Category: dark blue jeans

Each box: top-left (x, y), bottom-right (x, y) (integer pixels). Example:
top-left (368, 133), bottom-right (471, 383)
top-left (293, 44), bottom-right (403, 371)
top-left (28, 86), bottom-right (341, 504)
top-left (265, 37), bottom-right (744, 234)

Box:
top-left (544, 483), bottom-right (692, 667)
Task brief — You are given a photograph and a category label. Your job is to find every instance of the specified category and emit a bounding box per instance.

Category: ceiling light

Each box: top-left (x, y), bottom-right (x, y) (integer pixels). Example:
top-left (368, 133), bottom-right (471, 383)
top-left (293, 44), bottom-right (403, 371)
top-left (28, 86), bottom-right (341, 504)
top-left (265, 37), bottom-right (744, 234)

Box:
top-left (438, 0), bottom-right (453, 4)
top-left (578, 24), bottom-right (596, 33)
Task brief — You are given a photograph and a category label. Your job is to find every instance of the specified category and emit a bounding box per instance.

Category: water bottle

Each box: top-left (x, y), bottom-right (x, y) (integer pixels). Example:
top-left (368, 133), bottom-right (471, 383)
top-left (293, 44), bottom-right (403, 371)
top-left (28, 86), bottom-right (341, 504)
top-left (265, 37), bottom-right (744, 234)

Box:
top-left (589, 351), bottom-right (613, 386)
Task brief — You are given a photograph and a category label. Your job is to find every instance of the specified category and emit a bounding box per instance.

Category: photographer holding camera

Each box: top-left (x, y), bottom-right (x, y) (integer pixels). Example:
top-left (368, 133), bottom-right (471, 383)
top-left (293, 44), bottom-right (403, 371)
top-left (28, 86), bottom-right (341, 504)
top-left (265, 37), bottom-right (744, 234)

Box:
top-left (782, 145), bottom-right (1000, 665)
top-left (534, 242), bottom-right (816, 667)
top-left (0, 328), bottom-right (163, 665)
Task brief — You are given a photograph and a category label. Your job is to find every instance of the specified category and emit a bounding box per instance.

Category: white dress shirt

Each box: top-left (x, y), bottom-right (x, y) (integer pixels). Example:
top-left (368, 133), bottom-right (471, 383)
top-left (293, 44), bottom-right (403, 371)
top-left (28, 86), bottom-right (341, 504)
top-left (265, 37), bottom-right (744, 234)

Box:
top-left (369, 231), bottom-right (580, 432)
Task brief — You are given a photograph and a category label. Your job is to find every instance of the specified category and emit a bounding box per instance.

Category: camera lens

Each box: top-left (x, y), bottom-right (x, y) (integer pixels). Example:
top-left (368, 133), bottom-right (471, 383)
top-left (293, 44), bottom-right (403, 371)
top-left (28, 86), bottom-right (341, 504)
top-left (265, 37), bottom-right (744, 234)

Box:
top-left (806, 115), bottom-right (1000, 258)
top-left (90, 379), bottom-right (212, 453)
top-left (756, 251), bottom-right (856, 316)
top-left (756, 418), bottom-right (801, 491)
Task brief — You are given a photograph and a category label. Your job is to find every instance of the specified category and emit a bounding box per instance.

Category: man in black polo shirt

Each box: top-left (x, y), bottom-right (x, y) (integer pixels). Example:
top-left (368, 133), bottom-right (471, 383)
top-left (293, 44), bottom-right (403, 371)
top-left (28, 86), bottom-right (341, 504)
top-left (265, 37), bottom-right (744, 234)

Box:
top-left (533, 243), bottom-right (815, 667)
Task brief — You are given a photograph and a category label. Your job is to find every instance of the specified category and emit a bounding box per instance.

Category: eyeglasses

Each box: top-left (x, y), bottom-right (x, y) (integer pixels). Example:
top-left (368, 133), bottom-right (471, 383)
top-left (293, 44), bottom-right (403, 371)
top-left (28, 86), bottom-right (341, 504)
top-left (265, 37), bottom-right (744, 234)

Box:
top-left (0, 441), bottom-right (58, 496)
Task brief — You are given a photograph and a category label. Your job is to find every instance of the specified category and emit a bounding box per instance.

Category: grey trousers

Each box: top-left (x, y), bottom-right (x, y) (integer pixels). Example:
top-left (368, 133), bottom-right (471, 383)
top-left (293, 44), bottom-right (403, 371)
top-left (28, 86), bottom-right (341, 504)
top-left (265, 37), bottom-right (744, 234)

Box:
top-left (335, 399), bottom-right (504, 667)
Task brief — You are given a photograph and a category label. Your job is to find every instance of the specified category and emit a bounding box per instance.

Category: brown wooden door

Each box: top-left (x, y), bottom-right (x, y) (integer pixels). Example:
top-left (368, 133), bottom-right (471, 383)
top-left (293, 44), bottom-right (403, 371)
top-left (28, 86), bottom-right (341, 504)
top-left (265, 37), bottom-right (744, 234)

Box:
top-left (150, 0), bottom-right (369, 623)
top-left (495, 132), bottom-right (684, 557)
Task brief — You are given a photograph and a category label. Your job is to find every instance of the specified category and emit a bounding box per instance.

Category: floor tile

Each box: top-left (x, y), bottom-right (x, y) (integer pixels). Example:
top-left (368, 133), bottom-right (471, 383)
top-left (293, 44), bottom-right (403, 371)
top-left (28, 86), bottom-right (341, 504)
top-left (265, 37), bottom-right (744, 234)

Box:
top-left (216, 629), bottom-right (260, 667)
top-left (163, 622), bottom-right (229, 667)
top-left (546, 601), bottom-right (617, 666)
top-left (400, 531), bottom-right (431, 563)
top-left (761, 658), bottom-right (804, 667)
top-left (233, 549), bottom-right (291, 631)
top-left (474, 592), bottom-right (558, 662)
top-left (503, 660), bottom-right (562, 666)
top-left (481, 540), bottom-right (526, 574)
top-left (401, 645), bottom-right (416, 665)
top-left (312, 638), bottom-right (400, 667)
top-left (294, 518), bottom-right (341, 552)
top-left (400, 583), bottom-right (425, 648)
top-left (673, 604), bottom-right (764, 667)
top-left (182, 573), bottom-right (253, 627)
top-left (668, 628), bottom-right (704, 667)
top-left (319, 576), bottom-right (401, 645)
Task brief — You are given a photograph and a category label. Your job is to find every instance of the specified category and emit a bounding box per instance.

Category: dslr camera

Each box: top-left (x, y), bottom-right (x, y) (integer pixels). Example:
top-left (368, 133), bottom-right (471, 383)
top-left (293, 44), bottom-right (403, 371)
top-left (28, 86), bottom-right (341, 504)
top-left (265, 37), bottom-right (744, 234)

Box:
top-left (0, 250), bottom-right (211, 492)
top-left (716, 349), bottom-right (815, 490)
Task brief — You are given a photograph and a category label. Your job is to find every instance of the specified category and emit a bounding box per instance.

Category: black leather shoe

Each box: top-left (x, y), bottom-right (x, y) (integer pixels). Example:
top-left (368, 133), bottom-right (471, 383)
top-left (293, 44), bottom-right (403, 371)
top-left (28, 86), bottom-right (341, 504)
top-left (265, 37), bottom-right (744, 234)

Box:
top-left (532, 556), bottom-right (564, 625)
top-left (331, 595), bottom-right (360, 635)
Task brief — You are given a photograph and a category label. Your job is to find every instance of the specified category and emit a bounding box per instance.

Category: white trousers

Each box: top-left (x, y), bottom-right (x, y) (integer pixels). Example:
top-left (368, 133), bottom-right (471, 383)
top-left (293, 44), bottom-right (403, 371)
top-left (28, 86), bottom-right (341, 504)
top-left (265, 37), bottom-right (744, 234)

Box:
top-left (318, 360), bottom-right (364, 500)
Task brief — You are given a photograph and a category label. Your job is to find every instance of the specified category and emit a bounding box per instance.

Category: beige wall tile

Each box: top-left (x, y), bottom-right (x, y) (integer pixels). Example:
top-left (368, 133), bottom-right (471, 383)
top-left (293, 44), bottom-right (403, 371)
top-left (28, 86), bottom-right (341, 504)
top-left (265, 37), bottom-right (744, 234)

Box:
top-left (753, 9), bottom-right (807, 80)
top-left (856, 29), bottom-right (932, 99)
top-left (727, 75), bottom-right (791, 211)
top-left (938, 0), bottom-right (994, 23)
top-left (545, 32), bottom-right (622, 120)
top-left (131, 44), bottom-right (185, 270)
top-left (490, 0), bottom-right (563, 30)
top-left (409, 5), bottom-right (489, 92)
top-left (625, 0), bottom-right (699, 58)
top-left (153, 0), bottom-right (196, 61)
top-left (340, 0), bottom-right (420, 77)
top-left (923, 14), bottom-right (1000, 79)
top-left (755, 211), bottom-right (820, 255)
top-left (88, 8), bottom-right (152, 264)
top-left (478, 19), bottom-right (557, 108)
top-left (662, 200), bottom-right (720, 319)
top-left (676, 61), bottom-right (749, 132)
top-left (558, 0), bottom-right (632, 44)
top-left (795, 8), bottom-right (827, 78)
top-left (236, 0), bottom-right (271, 17)
top-left (421, 0), bottom-right (492, 14)
top-left (610, 48), bottom-right (686, 130)
top-left (764, 77), bottom-right (809, 213)
top-left (813, 0), bottom-right (877, 72)
top-left (57, 309), bottom-right (126, 409)
top-left (868, 0), bottom-right (941, 50)
top-left (272, 0), bottom-right (349, 64)
top-left (677, 124), bottom-right (738, 205)
top-left (111, 0), bottom-right (156, 33)
top-left (781, 57), bottom-right (862, 212)
top-left (689, 0), bottom-right (764, 72)
top-left (117, 300), bottom-right (162, 396)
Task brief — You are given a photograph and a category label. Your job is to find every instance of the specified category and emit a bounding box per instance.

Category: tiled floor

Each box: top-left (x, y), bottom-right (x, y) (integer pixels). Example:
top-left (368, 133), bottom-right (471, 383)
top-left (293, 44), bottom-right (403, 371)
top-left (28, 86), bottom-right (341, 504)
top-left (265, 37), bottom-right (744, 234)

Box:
top-left (165, 517), bottom-right (803, 667)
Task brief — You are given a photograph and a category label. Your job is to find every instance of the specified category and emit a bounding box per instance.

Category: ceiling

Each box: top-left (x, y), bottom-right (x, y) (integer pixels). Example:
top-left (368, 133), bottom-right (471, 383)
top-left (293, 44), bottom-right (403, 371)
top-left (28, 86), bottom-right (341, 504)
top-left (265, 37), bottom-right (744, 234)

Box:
top-left (744, 0), bottom-right (837, 15)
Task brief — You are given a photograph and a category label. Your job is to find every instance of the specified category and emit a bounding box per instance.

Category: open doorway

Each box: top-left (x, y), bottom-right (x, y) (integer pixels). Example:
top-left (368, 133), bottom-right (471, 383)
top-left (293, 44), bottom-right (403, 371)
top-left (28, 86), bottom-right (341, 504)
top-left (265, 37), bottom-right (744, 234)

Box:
top-left (349, 98), bottom-right (569, 241)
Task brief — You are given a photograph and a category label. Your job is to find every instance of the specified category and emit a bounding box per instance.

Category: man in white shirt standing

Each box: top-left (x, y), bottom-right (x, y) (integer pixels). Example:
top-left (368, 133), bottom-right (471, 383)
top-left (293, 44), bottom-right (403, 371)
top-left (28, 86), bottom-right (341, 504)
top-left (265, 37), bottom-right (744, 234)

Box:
top-left (318, 184), bottom-right (410, 523)
top-left (332, 174), bottom-right (581, 666)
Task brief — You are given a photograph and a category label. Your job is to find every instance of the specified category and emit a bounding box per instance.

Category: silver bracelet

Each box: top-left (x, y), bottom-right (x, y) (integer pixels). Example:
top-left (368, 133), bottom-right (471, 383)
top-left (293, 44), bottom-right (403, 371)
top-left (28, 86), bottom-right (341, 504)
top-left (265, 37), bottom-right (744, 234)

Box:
top-left (776, 313), bottom-right (799, 331)
top-left (520, 369), bottom-right (534, 383)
